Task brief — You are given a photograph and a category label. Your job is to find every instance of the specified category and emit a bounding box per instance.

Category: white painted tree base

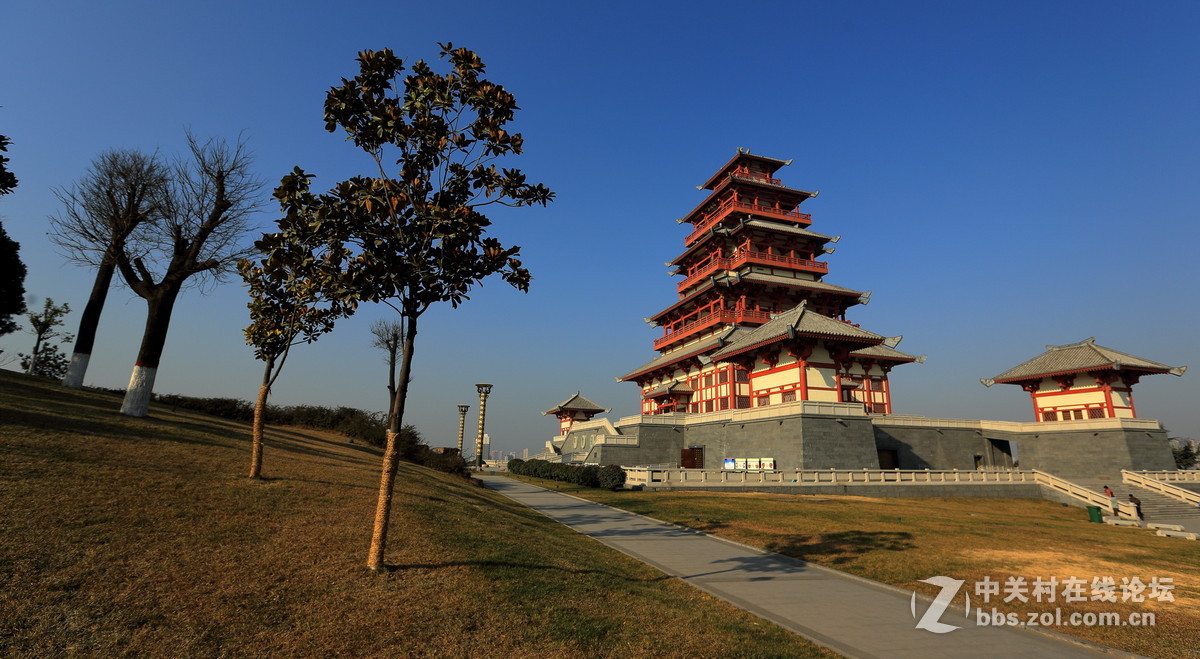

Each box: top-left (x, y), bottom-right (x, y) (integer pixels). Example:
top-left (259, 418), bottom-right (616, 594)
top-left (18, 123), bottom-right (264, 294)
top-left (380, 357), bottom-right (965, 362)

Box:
top-left (61, 352), bottom-right (90, 389)
top-left (121, 365), bottom-right (157, 417)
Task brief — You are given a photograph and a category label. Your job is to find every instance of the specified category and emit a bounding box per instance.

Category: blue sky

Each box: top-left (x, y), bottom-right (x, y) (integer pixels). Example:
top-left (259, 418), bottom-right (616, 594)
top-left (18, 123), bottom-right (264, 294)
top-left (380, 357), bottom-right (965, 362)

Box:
top-left (2, 1), bottom-right (1198, 454)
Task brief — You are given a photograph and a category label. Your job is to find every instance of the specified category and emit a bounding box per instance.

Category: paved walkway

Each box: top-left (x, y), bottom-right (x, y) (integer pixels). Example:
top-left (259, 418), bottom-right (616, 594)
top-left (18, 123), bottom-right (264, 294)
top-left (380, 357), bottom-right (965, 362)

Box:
top-left (481, 476), bottom-right (1123, 658)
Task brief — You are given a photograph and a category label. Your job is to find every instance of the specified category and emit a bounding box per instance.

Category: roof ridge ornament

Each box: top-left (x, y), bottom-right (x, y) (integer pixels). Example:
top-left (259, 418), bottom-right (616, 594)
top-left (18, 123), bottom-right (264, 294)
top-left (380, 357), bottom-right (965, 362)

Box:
top-left (883, 335), bottom-right (903, 348)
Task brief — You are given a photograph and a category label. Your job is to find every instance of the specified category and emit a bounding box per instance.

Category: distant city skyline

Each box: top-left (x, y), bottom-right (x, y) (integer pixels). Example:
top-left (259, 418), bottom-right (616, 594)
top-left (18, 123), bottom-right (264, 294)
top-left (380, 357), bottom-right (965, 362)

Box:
top-left (2, 1), bottom-right (1197, 455)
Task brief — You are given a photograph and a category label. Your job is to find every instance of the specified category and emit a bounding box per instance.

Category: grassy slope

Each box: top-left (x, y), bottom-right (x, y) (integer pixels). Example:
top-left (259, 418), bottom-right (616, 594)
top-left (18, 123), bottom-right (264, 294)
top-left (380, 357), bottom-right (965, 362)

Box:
top-left (510, 476), bottom-right (1200, 657)
top-left (0, 370), bottom-right (830, 658)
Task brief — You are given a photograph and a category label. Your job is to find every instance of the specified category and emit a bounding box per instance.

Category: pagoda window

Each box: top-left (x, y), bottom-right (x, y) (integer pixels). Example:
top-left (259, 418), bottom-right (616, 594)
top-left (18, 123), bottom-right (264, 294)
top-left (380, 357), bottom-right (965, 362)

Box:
top-left (757, 395), bottom-right (770, 406)
top-left (1088, 407), bottom-right (1105, 419)
top-left (705, 374), bottom-right (714, 387)
top-left (781, 391), bottom-right (796, 403)
top-left (705, 401), bottom-right (714, 413)
top-left (1042, 411), bottom-right (1057, 422)
top-left (735, 369), bottom-right (749, 383)
top-left (735, 396), bottom-right (751, 409)
top-left (718, 398), bottom-right (729, 411)
top-left (717, 370), bottom-right (729, 384)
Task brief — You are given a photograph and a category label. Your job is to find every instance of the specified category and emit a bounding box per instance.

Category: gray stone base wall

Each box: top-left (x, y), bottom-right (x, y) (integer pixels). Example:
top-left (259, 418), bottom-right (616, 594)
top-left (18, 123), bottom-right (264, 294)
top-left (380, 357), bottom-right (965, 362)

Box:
top-left (566, 412), bottom-right (1176, 479)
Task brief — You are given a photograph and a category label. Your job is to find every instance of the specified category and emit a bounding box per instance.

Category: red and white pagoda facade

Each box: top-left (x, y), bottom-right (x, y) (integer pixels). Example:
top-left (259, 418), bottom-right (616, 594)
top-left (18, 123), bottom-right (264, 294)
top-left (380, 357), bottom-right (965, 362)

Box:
top-left (620, 151), bottom-right (922, 415)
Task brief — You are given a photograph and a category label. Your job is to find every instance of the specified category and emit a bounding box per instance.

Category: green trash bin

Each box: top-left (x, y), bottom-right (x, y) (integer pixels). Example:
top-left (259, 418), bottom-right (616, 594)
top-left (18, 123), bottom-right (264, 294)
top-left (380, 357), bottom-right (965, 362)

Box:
top-left (1086, 505), bottom-right (1103, 523)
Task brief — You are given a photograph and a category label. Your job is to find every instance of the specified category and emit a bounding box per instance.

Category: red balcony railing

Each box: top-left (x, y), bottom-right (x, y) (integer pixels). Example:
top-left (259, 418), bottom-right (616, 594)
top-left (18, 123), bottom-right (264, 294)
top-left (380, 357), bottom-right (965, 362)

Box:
top-left (729, 168), bottom-right (782, 186)
top-left (684, 198), bottom-right (812, 246)
top-left (675, 251), bottom-right (829, 293)
top-left (653, 309), bottom-right (774, 350)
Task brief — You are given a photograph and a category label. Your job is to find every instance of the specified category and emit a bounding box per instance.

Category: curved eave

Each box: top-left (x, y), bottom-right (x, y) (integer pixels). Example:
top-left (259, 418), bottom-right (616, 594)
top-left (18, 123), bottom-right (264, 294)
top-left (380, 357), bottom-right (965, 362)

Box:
top-left (699, 153), bottom-right (792, 190)
top-left (681, 176), bottom-right (815, 225)
top-left (990, 364), bottom-right (1175, 385)
top-left (668, 221), bottom-right (833, 266)
top-left (619, 343), bottom-right (720, 382)
top-left (648, 275), bottom-right (861, 322)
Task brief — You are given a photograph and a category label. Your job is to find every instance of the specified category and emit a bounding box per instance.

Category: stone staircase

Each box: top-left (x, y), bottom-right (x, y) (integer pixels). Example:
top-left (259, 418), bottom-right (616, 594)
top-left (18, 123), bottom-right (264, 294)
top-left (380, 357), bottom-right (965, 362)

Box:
top-left (1073, 479), bottom-right (1200, 531)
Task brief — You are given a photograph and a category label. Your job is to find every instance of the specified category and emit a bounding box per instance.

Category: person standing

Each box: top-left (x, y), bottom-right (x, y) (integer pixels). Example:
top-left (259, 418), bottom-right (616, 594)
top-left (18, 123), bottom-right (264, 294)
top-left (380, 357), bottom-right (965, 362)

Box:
top-left (1128, 494), bottom-right (1144, 521)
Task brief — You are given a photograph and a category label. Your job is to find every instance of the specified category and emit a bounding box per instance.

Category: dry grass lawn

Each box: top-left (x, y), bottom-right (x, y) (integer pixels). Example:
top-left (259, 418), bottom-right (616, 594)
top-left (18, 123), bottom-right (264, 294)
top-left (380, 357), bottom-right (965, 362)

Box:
top-left (509, 477), bottom-right (1200, 657)
top-left (0, 370), bottom-right (831, 657)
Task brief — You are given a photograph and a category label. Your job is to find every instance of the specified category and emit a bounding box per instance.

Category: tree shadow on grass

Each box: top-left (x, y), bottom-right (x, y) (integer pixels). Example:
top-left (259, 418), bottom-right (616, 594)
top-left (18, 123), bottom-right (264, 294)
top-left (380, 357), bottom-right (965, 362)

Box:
top-left (766, 530), bottom-right (916, 565)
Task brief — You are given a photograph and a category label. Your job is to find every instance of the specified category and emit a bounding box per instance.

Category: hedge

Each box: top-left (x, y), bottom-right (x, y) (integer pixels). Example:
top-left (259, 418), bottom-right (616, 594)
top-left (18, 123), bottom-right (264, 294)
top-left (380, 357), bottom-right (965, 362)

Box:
top-left (507, 458), bottom-right (625, 490)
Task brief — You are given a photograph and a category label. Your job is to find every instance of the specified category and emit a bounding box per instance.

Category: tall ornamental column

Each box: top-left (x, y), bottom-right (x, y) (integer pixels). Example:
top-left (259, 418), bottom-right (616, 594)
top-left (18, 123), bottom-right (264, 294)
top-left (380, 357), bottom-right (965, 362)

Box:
top-left (474, 383), bottom-right (492, 469)
top-left (456, 404), bottom-right (470, 456)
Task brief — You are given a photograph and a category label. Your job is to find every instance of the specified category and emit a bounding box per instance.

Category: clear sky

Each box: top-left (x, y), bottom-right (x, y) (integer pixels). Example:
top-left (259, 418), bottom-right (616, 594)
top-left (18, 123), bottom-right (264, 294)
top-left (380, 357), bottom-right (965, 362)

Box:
top-left (2, 1), bottom-right (1198, 455)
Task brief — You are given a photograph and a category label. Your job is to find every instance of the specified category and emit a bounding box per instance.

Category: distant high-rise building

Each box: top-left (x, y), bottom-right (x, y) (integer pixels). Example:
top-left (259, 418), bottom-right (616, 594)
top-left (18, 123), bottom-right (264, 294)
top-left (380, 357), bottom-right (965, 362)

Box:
top-left (522, 448), bottom-right (529, 460)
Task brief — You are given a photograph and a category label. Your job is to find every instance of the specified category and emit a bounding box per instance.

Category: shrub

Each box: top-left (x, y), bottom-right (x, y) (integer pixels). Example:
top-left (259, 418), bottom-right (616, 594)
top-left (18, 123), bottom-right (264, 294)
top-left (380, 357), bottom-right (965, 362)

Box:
top-left (507, 458), bottom-right (624, 490)
top-left (597, 464), bottom-right (626, 491)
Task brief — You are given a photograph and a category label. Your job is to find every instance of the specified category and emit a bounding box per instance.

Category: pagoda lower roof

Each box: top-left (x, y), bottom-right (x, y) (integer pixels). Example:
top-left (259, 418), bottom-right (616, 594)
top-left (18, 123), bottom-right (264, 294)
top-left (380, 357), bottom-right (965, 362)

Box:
top-left (849, 343), bottom-right (923, 364)
top-left (982, 338), bottom-right (1187, 386)
top-left (709, 303), bottom-right (884, 361)
top-left (669, 219), bottom-right (834, 266)
top-left (619, 327), bottom-right (750, 381)
top-left (649, 274), bottom-right (862, 322)
top-left (644, 380), bottom-right (694, 398)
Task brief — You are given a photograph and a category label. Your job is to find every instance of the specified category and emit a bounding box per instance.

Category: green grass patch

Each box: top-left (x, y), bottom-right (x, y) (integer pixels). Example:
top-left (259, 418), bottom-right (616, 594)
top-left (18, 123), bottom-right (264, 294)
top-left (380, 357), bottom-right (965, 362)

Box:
top-left (0, 370), bottom-right (830, 657)
top-left (506, 473), bottom-right (1200, 657)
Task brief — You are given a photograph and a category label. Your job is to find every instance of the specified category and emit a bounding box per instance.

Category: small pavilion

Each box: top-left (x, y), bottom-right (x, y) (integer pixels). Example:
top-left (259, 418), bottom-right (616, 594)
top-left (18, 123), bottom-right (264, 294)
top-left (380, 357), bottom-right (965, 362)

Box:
top-left (544, 393), bottom-right (608, 435)
top-left (981, 338), bottom-right (1187, 421)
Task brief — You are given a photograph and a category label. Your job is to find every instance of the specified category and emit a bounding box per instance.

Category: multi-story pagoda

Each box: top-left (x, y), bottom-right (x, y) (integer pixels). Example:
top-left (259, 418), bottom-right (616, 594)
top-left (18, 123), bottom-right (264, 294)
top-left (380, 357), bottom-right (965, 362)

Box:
top-left (620, 151), bottom-right (921, 415)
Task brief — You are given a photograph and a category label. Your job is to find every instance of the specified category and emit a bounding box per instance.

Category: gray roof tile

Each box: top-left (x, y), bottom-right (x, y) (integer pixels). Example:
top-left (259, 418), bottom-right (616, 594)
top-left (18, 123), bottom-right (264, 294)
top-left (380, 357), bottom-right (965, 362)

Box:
top-left (985, 338), bottom-right (1186, 385)
top-left (710, 303), bottom-right (882, 361)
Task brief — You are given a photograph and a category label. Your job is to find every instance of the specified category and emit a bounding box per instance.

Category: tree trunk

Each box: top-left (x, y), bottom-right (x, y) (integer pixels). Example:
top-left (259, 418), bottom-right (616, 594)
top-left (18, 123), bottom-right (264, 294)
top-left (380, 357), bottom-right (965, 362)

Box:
top-left (63, 257), bottom-right (116, 388)
top-left (120, 283), bottom-right (182, 417)
top-left (366, 312), bottom-right (418, 571)
top-left (249, 357), bottom-right (274, 479)
top-left (25, 333), bottom-right (44, 375)
top-left (385, 349), bottom-right (397, 426)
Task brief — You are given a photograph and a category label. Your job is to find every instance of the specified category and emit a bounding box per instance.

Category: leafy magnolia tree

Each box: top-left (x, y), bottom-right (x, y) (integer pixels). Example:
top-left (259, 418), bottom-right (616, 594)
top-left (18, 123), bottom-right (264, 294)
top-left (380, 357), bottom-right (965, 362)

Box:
top-left (49, 150), bottom-right (170, 388)
top-left (0, 134), bottom-right (26, 340)
top-left (0, 133), bottom-right (16, 195)
top-left (259, 44), bottom-right (553, 570)
top-left (369, 319), bottom-right (405, 426)
top-left (22, 298), bottom-right (71, 376)
top-left (240, 257), bottom-right (346, 479)
top-left (115, 134), bottom-right (262, 417)
top-left (0, 219), bottom-right (26, 339)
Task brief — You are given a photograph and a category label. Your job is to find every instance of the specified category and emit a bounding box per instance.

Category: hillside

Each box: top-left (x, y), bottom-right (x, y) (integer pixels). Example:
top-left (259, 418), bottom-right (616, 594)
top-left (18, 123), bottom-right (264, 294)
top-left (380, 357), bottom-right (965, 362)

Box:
top-left (0, 370), bottom-right (827, 657)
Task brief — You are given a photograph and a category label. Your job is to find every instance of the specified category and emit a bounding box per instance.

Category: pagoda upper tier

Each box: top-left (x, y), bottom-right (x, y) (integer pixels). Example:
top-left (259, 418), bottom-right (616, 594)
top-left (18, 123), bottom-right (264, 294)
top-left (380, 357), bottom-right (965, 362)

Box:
top-left (621, 150), bottom-right (919, 417)
top-left (648, 151), bottom-right (865, 353)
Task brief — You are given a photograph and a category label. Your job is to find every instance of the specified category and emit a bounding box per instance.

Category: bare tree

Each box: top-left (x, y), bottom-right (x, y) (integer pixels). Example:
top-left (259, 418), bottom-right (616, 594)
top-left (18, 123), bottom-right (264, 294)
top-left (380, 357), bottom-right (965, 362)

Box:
top-left (369, 319), bottom-right (406, 426)
top-left (49, 150), bottom-right (170, 388)
top-left (115, 134), bottom-right (263, 417)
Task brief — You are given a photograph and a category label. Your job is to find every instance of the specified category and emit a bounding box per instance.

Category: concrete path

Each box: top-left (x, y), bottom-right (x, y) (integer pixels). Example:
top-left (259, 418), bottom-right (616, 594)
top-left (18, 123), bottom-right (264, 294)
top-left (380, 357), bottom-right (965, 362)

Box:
top-left (481, 476), bottom-right (1123, 658)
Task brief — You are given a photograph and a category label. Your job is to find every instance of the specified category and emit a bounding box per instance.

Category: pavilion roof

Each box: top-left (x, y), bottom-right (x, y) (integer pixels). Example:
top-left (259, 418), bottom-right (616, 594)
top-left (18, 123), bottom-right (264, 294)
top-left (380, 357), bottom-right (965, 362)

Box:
top-left (544, 392), bottom-right (607, 415)
top-left (982, 338), bottom-right (1187, 386)
top-left (709, 303), bottom-right (883, 361)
